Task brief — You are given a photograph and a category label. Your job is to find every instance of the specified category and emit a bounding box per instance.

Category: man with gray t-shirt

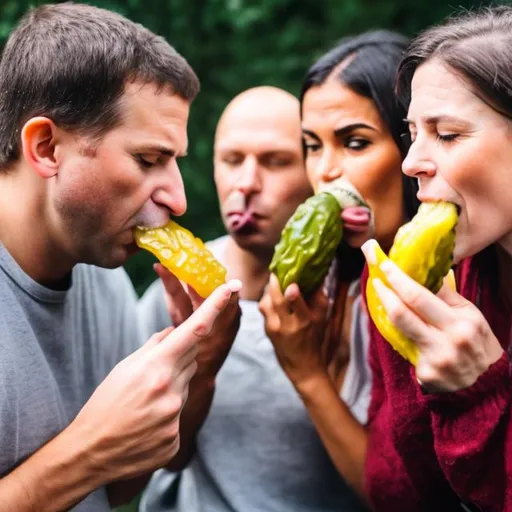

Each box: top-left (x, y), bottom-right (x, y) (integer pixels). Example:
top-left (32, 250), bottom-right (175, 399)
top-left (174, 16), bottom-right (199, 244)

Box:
top-left (140, 87), bottom-right (371, 512)
top-left (0, 4), bottom-right (240, 510)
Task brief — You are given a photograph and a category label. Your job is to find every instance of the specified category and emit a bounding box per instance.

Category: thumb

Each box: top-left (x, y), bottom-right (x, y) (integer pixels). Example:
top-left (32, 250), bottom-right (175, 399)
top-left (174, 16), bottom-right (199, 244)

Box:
top-left (436, 271), bottom-right (468, 307)
top-left (156, 279), bottom-right (243, 360)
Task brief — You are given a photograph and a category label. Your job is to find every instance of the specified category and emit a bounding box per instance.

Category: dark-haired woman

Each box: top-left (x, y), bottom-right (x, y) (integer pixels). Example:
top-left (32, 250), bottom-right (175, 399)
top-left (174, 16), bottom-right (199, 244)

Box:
top-left (259, 30), bottom-right (418, 502)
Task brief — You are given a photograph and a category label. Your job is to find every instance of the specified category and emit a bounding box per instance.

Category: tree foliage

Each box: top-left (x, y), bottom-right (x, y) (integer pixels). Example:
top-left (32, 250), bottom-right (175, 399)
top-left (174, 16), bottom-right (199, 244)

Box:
top-left (0, 0), bottom-right (495, 293)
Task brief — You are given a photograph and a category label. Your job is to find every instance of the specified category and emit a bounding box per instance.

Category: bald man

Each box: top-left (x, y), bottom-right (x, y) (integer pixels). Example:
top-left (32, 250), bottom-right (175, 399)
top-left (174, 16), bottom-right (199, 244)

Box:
top-left (139, 87), bottom-right (366, 512)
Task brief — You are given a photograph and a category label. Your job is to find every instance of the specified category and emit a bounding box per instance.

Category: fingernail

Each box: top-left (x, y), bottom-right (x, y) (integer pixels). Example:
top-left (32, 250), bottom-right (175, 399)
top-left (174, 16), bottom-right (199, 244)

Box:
top-left (284, 284), bottom-right (297, 301)
top-left (361, 240), bottom-right (377, 265)
top-left (227, 279), bottom-right (242, 293)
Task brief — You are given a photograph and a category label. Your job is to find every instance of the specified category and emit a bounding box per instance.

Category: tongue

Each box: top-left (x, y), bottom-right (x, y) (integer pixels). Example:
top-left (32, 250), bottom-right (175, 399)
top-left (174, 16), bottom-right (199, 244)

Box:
top-left (228, 210), bottom-right (256, 231)
top-left (342, 206), bottom-right (371, 232)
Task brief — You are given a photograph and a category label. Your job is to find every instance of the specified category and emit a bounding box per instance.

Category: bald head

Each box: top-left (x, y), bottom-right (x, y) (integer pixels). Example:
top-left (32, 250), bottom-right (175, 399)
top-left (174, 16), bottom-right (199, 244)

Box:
top-left (215, 86), bottom-right (301, 147)
top-left (213, 86), bottom-right (312, 258)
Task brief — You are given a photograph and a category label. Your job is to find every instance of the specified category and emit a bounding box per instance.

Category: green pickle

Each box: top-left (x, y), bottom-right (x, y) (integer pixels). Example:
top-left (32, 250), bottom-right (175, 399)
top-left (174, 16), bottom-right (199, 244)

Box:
top-left (270, 184), bottom-right (368, 295)
top-left (270, 192), bottom-right (342, 295)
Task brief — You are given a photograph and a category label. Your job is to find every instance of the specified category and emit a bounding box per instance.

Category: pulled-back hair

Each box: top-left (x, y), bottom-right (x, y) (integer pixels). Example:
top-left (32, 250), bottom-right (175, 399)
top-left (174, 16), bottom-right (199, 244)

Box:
top-left (397, 5), bottom-right (512, 119)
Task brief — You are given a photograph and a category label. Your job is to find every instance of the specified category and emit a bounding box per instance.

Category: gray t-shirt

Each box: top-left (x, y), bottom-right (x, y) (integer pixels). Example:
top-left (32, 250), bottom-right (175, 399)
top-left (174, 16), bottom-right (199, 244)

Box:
top-left (0, 243), bottom-right (142, 510)
top-left (139, 236), bottom-right (371, 512)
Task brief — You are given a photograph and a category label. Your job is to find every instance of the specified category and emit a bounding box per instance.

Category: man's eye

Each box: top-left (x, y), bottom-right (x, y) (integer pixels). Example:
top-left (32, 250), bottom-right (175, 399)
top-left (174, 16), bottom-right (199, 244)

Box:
top-left (265, 157), bottom-right (291, 167)
top-left (223, 155), bottom-right (243, 166)
top-left (136, 155), bottom-right (158, 168)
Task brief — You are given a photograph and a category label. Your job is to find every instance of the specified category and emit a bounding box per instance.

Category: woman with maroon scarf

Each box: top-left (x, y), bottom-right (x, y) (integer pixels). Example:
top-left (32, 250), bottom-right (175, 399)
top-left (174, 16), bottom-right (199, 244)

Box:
top-left (361, 6), bottom-right (512, 512)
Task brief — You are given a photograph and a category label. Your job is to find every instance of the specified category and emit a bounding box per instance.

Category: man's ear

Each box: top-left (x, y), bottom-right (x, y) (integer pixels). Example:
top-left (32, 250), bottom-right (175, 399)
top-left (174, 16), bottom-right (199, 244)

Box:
top-left (21, 117), bottom-right (61, 179)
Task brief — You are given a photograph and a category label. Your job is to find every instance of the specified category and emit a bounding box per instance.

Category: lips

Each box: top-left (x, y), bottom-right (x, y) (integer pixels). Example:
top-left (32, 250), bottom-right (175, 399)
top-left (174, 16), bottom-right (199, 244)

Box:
top-left (227, 210), bottom-right (258, 232)
top-left (342, 206), bottom-right (372, 233)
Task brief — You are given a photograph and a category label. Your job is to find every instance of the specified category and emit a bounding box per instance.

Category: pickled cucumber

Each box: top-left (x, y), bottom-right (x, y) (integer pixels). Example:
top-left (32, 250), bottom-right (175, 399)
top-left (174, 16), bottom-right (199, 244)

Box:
top-left (366, 202), bottom-right (459, 365)
top-left (134, 220), bottom-right (227, 298)
top-left (269, 192), bottom-right (343, 295)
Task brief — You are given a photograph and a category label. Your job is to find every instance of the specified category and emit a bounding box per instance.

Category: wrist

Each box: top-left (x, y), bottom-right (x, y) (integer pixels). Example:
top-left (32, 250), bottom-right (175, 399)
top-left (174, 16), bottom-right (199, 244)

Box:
top-left (9, 423), bottom-right (106, 511)
top-left (292, 370), bottom-right (333, 400)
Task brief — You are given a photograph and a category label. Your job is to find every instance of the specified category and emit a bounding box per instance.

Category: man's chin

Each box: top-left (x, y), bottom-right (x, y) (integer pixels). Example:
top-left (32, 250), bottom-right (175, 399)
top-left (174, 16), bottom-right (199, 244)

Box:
top-left (230, 230), bottom-right (275, 256)
top-left (89, 243), bottom-right (141, 269)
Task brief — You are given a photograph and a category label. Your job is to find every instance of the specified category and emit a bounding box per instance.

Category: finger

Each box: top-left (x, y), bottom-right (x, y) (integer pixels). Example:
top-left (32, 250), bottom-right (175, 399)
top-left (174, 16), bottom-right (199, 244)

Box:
top-left (186, 285), bottom-right (205, 311)
top-left (156, 280), bottom-right (242, 359)
top-left (436, 276), bottom-right (470, 308)
top-left (306, 285), bottom-right (329, 322)
top-left (174, 343), bottom-right (199, 372)
top-left (138, 326), bottom-right (175, 355)
top-left (372, 278), bottom-right (430, 344)
top-left (172, 360), bottom-right (199, 398)
top-left (379, 259), bottom-right (454, 329)
top-left (267, 274), bottom-right (291, 317)
top-left (361, 238), bottom-right (379, 265)
top-left (284, 283), bottom-right (314, 320)
top-left (155, 264), bottom-right (193, 325)
top-left (258, 293), bottom-right (281, 333)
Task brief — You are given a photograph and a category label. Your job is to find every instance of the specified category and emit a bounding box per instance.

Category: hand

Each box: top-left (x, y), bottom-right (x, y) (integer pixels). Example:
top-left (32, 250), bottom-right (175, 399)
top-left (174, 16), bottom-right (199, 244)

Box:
top-left (258, 274), bottom-right (337, 386)
top-left (362, 240), bottom-right (504, 392)
top-left (71, 280), bottom-right (241, 482)
top-left (155, 264), bottom-right (241, 379)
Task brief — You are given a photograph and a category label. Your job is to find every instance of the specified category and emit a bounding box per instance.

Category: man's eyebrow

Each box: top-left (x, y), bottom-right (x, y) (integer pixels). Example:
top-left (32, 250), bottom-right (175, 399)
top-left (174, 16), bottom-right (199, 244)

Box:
top-left (139, 145), bottom-right (188, 157)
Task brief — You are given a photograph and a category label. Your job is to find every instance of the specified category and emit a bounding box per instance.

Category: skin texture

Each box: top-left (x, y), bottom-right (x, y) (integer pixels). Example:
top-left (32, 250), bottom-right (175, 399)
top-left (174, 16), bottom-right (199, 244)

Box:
top-left (0, 82), bottom-right (190, 285)
top-left (259, 75), bottom-right (407, 501)
top-left (403, 59), bottom-right (512, 264)
top-left (302, 79), bottom-right (404, 250)
top-left (362, 59), bottom-right (509, 392)
top-left (215, 86), bottom-right (312, 262)
top-left (0, 81), bottom-right (243, 508)
top-left (156, 87), bottom-right (312, 475)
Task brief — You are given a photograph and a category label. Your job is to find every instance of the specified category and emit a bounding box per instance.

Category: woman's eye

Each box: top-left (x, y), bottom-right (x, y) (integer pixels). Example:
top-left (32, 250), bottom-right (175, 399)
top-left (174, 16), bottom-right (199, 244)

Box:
top-left (346, 138), bottom-right (370, 150)
top-left (304, 143), bottom-right (321, 154)
top-left (436, 133), bottom-right (459, 143)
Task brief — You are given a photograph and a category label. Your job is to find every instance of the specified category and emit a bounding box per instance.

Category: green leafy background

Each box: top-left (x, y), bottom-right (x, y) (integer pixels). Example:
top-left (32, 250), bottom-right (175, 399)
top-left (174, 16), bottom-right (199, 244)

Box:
top-left (0, 1), bottom-right (497, 508)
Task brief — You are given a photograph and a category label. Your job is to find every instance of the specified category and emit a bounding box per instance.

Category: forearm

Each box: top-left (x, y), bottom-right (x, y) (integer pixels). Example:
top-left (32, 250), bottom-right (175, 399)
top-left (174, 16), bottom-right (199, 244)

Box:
top-left (294, 372), bottom-right (368, 500)
top-left (165, 372), bottom-right (216, 471)
top-left (426, 352), bottom-right (511, 510)
top-left (0, 423), bottom-right (103, 512)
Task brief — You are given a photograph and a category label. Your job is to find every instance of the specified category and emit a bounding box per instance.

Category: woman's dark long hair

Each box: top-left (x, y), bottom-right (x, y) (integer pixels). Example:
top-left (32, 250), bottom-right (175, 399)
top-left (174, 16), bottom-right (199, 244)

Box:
top-left (300, 30), bottom-right (419, 281)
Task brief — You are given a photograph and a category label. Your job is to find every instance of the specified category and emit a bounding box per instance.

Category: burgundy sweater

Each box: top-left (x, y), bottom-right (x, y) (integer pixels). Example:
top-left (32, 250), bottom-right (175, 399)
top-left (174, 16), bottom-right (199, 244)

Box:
top-left (361, 247), bottom-right (511, 512)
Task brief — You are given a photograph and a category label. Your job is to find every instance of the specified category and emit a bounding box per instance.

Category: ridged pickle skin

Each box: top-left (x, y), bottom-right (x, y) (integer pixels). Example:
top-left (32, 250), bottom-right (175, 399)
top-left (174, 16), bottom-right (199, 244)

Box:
top-left (269, 192), bottom-right (342, 295)
top-left (366, 202), bottom-right (459, 366)
top-left (133, 220), bottom-right (227, 298)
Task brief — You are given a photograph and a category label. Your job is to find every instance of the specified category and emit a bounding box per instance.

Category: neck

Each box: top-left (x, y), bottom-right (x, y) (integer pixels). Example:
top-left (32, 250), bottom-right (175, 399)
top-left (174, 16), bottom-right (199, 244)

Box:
top-left (0, 169), bottom-right (73, 287)
top-left (224, 237), bottom-right (272, 301)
